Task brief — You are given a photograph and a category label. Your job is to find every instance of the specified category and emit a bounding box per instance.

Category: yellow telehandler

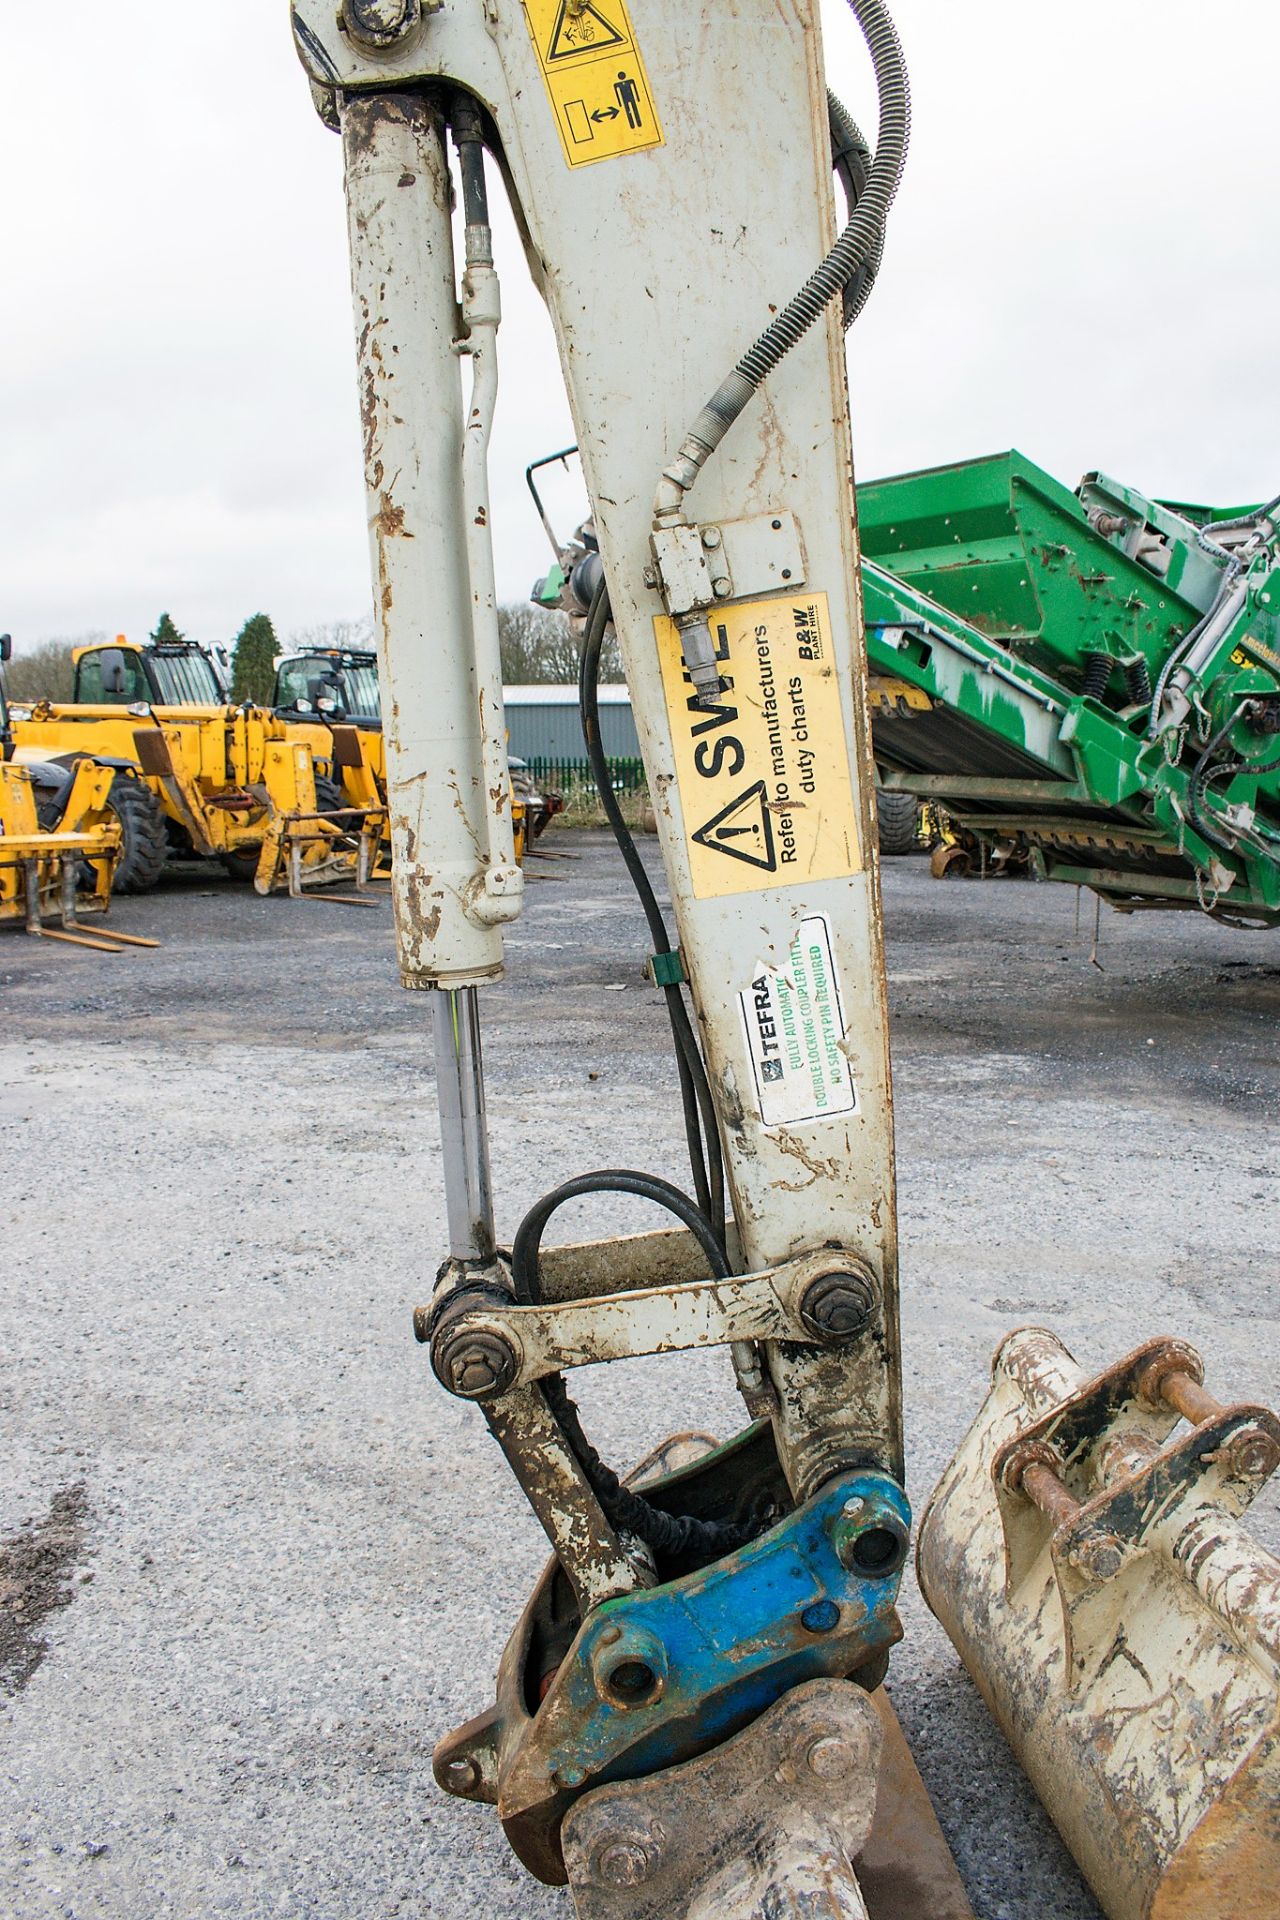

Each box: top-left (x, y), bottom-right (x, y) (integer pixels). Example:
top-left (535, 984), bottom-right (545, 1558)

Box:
top-left (11, 636), bottom-right (386, 898)
top-left (0, 636), bottom-right (156, 951)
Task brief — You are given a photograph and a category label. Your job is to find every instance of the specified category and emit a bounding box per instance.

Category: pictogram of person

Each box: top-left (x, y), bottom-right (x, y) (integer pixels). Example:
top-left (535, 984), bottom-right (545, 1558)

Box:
top-left (614, 71), bottom-right (643, 129)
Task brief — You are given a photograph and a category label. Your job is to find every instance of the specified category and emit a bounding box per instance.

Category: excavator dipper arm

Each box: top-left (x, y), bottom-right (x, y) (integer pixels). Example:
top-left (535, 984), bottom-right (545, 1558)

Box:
top-left (289, 1), bottom-right (960, 1912)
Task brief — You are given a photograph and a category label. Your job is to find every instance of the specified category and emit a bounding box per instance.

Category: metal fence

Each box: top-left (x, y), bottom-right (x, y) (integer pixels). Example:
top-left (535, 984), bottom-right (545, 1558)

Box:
top-left (523, 755), bottom-right (648, 795)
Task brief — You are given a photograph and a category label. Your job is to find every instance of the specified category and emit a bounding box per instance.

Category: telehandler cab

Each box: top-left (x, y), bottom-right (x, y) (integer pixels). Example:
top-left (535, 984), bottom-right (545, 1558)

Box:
top-left (270, 643), bottom-right (564, 858)
top-left (292, 0), bottom-right (1280, 1913)
top-left (12, 635), bottom-right (386, 899)
top-left (0, 635), bottom-right (155, 952)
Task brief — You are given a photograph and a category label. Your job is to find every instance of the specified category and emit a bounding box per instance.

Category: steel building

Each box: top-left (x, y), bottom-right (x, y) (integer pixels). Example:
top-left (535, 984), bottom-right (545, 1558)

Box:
top-left (503, 683), bottom-right (638, 767)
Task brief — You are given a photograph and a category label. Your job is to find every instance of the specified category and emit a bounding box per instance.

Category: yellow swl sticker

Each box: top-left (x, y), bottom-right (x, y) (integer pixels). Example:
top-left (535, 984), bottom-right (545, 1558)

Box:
top-left (657, 593), bottom-right (863, 900)
top-left (520, 0), bottom-right (663, 169)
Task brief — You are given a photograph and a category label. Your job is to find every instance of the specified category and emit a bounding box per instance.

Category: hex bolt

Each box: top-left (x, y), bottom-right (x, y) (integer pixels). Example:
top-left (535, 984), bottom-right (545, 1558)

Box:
top-left (806, 1735), bottom-right (858, 1782)
top-left (712, 578), bottom-right (732, 599)
top-left (597, 1842), bottom-right (653, 1888)
top-left (343, 0), bottom-right (422, 47)
top-left (431, 1326), bottom-right (519, 1401)
top-left (1070, 1532), bottom-right (1126, 1582)
top-left (642, 565), bottom-right (658, 588)
top-left (831, 1497), bottom-right (870, 1566)
top-left (700, 527), bottom-right (722, 550)
top-left (798, 1270), bottom-right (876, 1345)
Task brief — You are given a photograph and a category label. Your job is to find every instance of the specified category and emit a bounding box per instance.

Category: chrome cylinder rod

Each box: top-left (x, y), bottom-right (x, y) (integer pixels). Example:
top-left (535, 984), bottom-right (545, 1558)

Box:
top-left (432, 987), bottom-right (496, 1263)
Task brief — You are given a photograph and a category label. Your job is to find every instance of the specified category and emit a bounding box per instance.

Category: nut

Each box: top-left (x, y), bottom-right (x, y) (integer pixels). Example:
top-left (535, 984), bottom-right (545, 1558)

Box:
top-left (343, 0), bottom-right (422, 47)
top-left (798, 1270), bottom-right (876, 1344)
top-left (431, 1326), bottom-right (519, 1401)
top-left (1070, 1532), bottom-right (1126, 1582)
top-left (806, 1735), bottom-right (857, 1782)
top-left (596, 1842), bottom-right (652, 1888)
top-left (1220, 1431), bottom-right (1280, 1483)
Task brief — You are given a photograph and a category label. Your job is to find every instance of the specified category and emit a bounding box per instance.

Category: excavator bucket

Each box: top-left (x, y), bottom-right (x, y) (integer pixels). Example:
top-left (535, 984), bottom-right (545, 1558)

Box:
top-left (918, 1329), bottom-right (1280, 1920)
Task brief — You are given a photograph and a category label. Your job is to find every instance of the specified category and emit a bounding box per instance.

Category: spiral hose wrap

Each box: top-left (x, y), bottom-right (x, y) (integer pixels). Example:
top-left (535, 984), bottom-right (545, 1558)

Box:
top-left (656, 0), bottom-right (910, 510)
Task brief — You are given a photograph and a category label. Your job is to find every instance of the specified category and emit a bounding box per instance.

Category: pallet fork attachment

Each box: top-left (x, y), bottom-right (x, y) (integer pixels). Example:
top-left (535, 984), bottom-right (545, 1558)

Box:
top-left (0, 760), bottom-right (157, 952)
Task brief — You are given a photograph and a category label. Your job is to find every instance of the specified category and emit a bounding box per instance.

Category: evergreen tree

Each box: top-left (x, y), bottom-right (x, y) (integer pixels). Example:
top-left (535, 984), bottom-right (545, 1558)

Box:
top-left (150, 611), bottom-right (186, 646)
top-left (230, 613), bottom-right (279, 705)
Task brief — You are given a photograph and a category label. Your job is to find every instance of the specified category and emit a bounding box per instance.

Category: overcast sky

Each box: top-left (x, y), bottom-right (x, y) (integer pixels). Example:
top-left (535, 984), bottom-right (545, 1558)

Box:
top-left (2, 1), bottom-right (1277, 657)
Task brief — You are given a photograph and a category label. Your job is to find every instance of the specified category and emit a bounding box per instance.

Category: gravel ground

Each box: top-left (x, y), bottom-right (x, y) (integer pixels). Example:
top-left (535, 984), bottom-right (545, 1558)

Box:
top-left (3, 837), bottom-right (1278, 1920)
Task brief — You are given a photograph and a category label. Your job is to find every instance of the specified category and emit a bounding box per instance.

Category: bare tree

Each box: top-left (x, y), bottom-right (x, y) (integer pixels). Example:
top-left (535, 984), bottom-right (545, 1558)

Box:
top-left (497, 603), bottom-right (623, 683)
top-left (3, 633), bottom-right (105, 702)
top-left (280, 605), bottom-right (624, 685)
top-left (288, 615), bottom-right (376, 652)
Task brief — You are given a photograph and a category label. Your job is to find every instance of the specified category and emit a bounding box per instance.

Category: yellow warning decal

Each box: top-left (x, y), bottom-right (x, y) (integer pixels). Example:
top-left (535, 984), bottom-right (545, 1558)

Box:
top-left (1231, 636), bottom-right (1280, 677)
top-left (520, 0), bottom-right (663, 170)
top-left (656, 593), bottom-right (863, 900)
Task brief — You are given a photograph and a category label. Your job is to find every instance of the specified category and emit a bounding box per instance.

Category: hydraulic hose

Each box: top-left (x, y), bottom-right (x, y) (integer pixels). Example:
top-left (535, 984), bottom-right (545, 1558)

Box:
top-left (1148, 558), bottom-right (1244, 738)
top-left (1187, 705), bottom-right (1280, 857)
top-left (653, 0), bottom-right (910, 523)
top-left (579, 579), bottom-right (726, 1236)
top-left (827, 89), bottom-right (883, 329)
top-left (1199, 491), bottom-right (1280, 540)
top-left (734, 0), bottom-right (908, 387)
top-left (511, 1171), bottom-right (757, 1561)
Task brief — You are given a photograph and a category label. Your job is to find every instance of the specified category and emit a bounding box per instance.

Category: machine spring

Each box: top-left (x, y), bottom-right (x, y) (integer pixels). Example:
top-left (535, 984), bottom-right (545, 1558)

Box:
top-left (1125, 658), bottom-right (1153, 707)
top-left (1082, 652), bottom-right (1112, 700)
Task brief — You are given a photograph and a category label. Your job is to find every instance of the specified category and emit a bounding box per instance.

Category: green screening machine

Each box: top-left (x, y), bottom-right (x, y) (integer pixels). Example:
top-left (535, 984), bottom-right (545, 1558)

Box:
top-left (858, 451), bottom-right (1280, 925)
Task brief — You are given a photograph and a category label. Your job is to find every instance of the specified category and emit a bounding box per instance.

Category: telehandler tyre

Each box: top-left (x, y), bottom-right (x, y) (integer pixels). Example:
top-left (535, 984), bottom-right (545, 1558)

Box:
top-left (107, 773), bottom-right (169, 893)
top-left (876, 789), bottom-right (920, 855)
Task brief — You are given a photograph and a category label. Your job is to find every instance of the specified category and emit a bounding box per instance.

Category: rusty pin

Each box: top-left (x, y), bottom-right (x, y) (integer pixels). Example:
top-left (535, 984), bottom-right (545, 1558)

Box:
top-left (1135, 1347), bottom-right (1221, 1426)
top-left (1220, 1430), bottom-right (1280, 1483)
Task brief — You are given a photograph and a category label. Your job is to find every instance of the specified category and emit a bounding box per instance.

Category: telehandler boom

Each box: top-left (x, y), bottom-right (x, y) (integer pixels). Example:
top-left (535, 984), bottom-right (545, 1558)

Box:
top-left (291, 1), bottom-right (1280, 1913)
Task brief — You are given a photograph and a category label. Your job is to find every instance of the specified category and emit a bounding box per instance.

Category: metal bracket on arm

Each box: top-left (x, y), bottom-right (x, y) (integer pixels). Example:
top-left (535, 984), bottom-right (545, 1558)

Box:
top-left (423, 1249), bottom-right (880, 1400)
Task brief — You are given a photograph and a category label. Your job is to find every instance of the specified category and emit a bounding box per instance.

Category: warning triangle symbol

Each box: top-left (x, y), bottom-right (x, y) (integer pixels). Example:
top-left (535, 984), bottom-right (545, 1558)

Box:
top-left (692, 781), bottom-right (777, 872)
top-left (546, 0), bottom-right (626, 61)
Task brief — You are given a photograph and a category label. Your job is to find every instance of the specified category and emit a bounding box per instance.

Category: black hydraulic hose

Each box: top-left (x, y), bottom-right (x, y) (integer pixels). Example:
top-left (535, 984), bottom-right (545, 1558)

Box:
top-left (1201, 491), bottom-right (1280, 539)
top-left (449, 94), bottom-right (491, 250)
top-left (826, 89), bottom-right (883, 329)
top-left (658, 0), bottom-right (909, 500)
top-left (579, 580), bottom-right (726, 1238)
top-left (513, 1169), bottom-right (730, 1295)
top-left (1187, 706), bottom-right (1280, 855)
top-left (511, 1171), bottom-right (756, 1560)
